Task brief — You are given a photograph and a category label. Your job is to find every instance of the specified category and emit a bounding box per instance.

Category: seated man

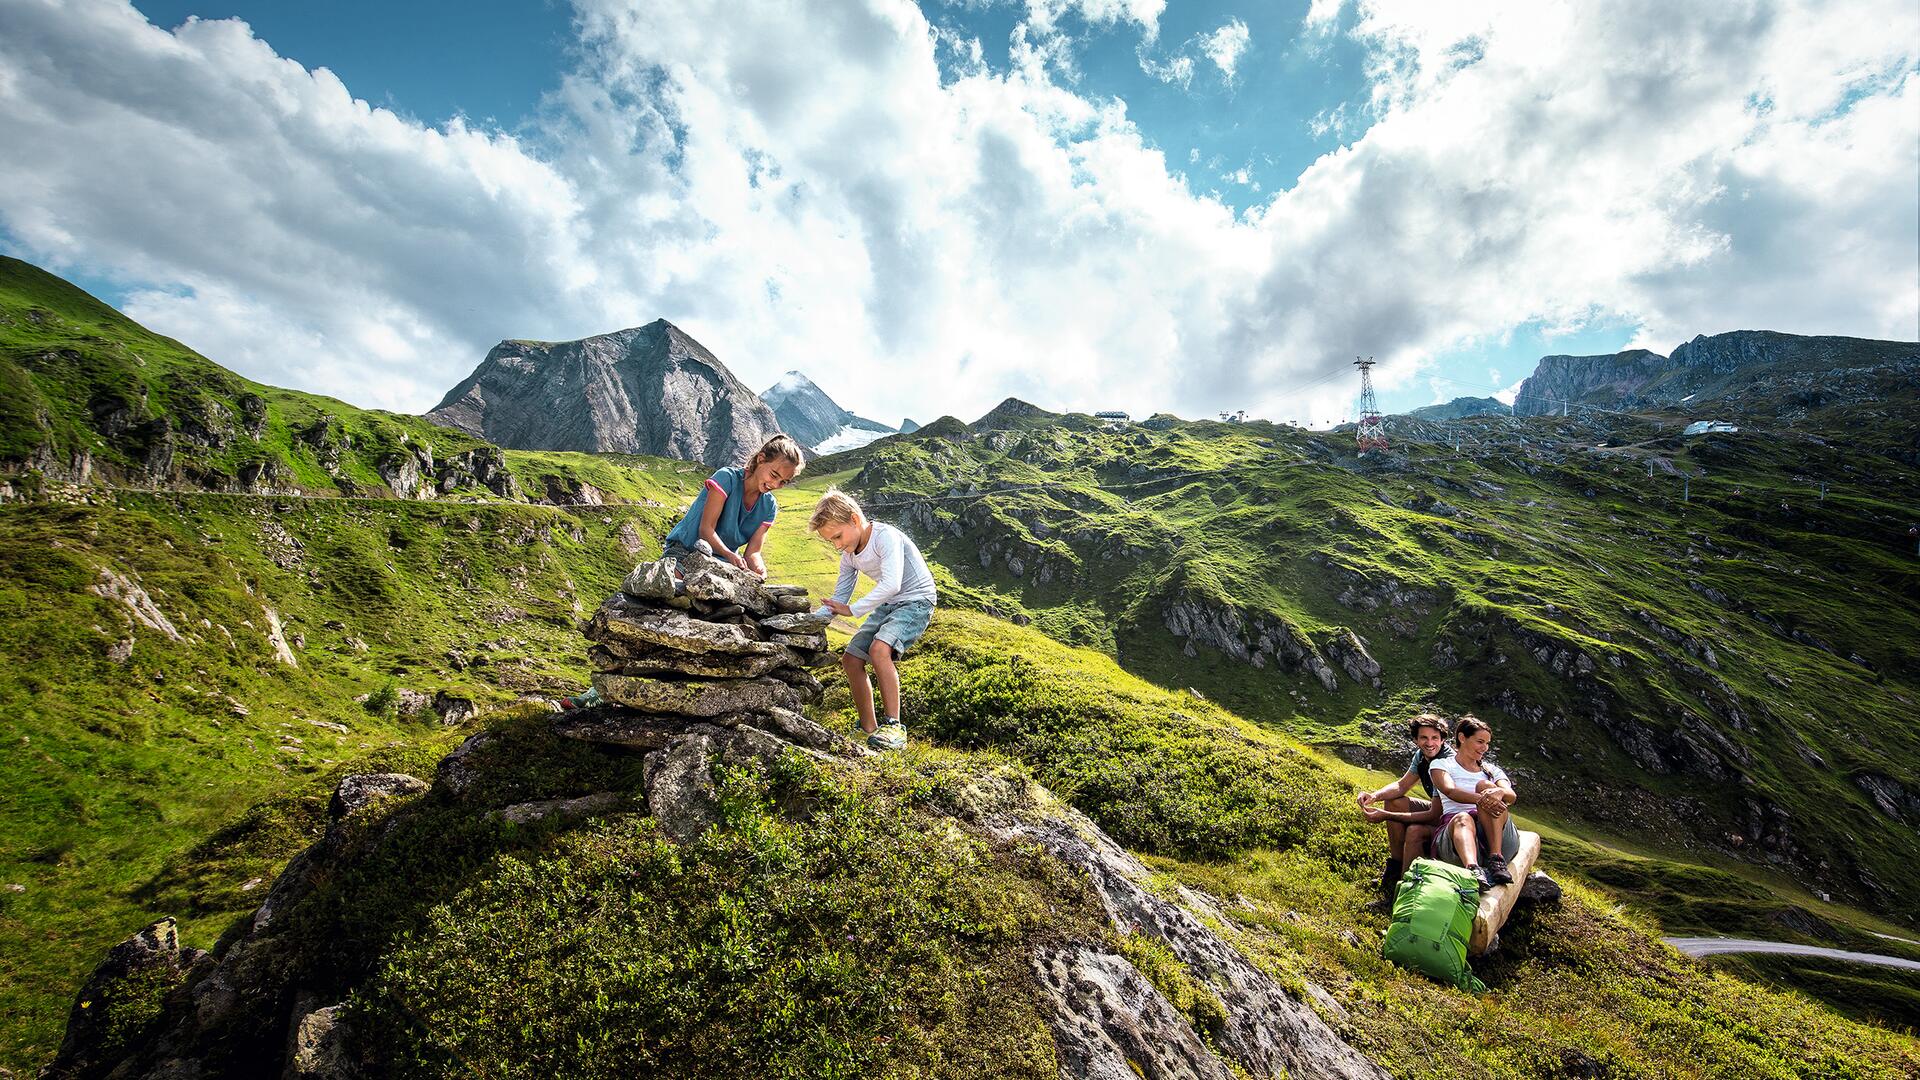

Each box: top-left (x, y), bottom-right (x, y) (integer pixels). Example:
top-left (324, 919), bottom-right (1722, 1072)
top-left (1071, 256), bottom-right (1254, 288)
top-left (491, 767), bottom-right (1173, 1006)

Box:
top-left (1357, 713), bottom-right (1454, 901)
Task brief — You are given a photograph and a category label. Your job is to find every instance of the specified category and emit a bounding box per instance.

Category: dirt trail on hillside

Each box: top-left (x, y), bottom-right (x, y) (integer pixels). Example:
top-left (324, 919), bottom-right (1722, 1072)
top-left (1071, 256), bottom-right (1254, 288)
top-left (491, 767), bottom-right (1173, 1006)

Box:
top-left (1665, 937), bottom-right (1920, 971)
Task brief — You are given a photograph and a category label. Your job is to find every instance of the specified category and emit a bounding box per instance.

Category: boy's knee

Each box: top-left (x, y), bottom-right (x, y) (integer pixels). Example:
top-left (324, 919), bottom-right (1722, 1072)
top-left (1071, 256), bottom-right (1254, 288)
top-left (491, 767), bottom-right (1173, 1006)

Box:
top-left (841, 652), bottom-right (865, 672)
top-left (870, 640), bottom-right (894, 662)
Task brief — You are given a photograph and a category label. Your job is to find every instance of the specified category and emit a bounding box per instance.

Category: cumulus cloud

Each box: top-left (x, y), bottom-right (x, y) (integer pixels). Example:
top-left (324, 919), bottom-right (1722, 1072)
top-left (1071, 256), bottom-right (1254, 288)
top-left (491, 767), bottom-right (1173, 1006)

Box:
top-left (1200, 18), bottom-right (1251, 82)
top-left (0, 0), bottom-right (1914, 431)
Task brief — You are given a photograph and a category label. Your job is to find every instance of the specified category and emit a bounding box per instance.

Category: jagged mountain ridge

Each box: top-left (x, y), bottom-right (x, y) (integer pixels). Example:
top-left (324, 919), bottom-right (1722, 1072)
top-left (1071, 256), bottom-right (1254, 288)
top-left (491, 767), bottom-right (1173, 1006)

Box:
top-left (428, 321), bottom-right (781, 468)
top-left (1407, 396), bottom-right (1512, 421)
top-left (758, 370), bottom-right (894, 453)
top-left (1512, 330), bottom-right (1920, 426)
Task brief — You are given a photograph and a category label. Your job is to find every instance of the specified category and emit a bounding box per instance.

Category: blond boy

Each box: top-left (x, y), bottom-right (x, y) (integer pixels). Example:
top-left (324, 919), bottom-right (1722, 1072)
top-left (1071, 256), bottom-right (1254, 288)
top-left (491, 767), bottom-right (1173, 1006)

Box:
top-left (809, 488), bottom-right (937, 751)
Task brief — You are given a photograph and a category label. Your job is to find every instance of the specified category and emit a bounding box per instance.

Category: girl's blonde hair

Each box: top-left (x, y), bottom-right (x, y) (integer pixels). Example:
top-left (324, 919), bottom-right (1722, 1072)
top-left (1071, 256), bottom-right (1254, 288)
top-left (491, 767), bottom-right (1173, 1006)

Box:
top-left (809, 487), bottom-right (861, 531)
top-left (749, 434), bottom-right (806, 474)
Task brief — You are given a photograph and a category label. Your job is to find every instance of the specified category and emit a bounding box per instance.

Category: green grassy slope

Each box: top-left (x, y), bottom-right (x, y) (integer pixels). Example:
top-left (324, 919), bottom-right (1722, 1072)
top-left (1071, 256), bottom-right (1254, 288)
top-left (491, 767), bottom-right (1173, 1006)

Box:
top-left (0, 256), bottom-right (711, 506)
top-left (809, 406), bottom-right (1920, 922)
top-left (0, 490), bottom-right (695, 1070)
top-left (93, 607), bottom-right (1917, 1078)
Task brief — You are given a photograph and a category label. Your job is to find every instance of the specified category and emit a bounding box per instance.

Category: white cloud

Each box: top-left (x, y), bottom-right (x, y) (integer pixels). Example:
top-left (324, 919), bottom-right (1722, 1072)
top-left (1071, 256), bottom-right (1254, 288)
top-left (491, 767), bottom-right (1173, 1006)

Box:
top-left (1139, 51), bottom-right (1194, 89)
top-left (1303, 0), bottom-right (1347, 35)
top-left (1200, 18), bottom-right (1251, 82)
top-left (0, 0), bottom-right (1913, 435)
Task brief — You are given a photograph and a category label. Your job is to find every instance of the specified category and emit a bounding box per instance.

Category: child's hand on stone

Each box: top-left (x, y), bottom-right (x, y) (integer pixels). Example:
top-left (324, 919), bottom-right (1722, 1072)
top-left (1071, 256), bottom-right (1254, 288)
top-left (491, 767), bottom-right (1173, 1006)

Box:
top-left (823, 598), bottom-right (852, 616)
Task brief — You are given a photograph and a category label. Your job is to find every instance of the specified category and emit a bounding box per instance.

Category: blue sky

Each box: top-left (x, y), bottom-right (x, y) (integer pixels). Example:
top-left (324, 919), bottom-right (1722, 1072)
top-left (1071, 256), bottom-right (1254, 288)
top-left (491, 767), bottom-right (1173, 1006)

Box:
top-left (3, 1), bottom-right (1915, 424)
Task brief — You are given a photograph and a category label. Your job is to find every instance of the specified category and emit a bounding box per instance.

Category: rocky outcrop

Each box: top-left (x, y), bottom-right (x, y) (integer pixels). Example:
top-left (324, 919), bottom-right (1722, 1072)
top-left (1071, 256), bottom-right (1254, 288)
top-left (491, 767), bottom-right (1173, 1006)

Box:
top-left (1512, 349), bottom-right (1669, 416)
top-left (961, 779), bottom-right (1388, 1080)
top-left (45, 918), bottom-right (210, 1080)
top-left (1162, 594), bottom-right (1344, 692)
top-left (1407, 396), bottom-right (1511, 421)
top-left (426, 320), bottom-right (781, 468)
top-left (1512, 331), bottom-right (1919, 417)
top-left (759, 370), bottom-right (894, 452)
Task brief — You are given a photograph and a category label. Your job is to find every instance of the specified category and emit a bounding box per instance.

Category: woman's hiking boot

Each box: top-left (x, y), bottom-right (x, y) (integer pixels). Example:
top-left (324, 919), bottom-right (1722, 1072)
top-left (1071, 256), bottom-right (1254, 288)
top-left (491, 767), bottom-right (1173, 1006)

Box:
top-left (1486, 853), bottom-right (1513, 886)
top-left (1468, 864), bottom-right (1493, 892)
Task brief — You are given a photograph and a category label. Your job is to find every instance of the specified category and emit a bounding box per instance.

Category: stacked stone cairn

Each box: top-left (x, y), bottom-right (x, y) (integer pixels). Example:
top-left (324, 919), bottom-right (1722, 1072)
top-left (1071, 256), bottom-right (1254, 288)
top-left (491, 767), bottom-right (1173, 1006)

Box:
top-left (555, 549), bottom-right (851, 838)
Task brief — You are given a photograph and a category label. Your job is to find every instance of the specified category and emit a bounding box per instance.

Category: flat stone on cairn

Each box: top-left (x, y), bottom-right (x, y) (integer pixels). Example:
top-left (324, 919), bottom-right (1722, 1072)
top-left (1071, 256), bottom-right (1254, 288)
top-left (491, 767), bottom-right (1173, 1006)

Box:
top-left (558, 550), bottom-right (849, 774)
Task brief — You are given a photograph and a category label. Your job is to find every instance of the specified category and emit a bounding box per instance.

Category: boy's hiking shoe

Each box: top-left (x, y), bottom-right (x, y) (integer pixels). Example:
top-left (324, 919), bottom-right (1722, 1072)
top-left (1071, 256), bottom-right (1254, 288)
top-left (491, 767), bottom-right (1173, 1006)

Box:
top-left (1486, 853), bottom-right (1513, 886)
top-left (1468, 864), bottom-right (1493, 892)
top-left (867, 720), bottom-right (907, 751)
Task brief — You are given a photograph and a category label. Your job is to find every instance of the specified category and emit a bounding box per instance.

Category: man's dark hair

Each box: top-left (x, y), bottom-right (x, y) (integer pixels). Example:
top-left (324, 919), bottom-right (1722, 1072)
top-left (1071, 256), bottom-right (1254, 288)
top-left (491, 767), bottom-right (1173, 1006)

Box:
top-left (1407, 712), bottom-right (1451, 739)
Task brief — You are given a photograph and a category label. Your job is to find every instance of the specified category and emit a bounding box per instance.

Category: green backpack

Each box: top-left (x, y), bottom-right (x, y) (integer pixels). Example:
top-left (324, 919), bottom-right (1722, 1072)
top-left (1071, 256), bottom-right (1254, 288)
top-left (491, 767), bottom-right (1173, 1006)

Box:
top-left (1381, 858), bottom-right (1486, 992)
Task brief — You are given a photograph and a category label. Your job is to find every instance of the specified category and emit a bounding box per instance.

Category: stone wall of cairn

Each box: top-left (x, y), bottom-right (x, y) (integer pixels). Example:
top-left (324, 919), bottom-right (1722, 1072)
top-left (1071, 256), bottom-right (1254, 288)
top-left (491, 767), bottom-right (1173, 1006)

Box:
top-left (554, 550), bottom-right (852, 836)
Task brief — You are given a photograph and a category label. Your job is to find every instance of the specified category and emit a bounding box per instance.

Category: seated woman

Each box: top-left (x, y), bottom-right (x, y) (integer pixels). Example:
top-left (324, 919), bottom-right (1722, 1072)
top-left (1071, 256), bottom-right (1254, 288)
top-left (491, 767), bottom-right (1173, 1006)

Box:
top-left (1428, 716), bottom-right (1520, 890)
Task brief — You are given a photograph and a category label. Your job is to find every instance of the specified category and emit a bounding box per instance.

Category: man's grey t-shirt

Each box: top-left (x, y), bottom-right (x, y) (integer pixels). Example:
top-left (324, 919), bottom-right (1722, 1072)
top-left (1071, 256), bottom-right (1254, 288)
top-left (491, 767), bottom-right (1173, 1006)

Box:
top-left (1406, 744), bottom-right (1456, 799)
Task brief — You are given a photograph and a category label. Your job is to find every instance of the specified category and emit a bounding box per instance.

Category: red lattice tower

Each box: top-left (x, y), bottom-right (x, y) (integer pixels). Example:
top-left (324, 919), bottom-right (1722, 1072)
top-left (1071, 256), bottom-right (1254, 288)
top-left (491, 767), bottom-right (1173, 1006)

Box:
top-left (1353, 356), bottom-right (1388, 453)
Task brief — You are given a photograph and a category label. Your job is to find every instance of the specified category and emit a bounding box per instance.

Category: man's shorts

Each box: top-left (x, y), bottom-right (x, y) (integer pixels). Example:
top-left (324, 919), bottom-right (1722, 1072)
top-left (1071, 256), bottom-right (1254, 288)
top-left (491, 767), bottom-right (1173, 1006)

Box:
top-left (845, 598), bottom-right (935, 661)
top-left (1433, 808), bottom-right (1520, 866)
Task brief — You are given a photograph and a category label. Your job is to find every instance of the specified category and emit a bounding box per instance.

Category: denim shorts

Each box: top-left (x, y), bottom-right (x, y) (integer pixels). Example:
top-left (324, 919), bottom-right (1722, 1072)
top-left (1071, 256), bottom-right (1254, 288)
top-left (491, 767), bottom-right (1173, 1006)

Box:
top-left (845, 598), bottom-right (935, 660)
top-left (1433, 808), bottom-right (1520, 865)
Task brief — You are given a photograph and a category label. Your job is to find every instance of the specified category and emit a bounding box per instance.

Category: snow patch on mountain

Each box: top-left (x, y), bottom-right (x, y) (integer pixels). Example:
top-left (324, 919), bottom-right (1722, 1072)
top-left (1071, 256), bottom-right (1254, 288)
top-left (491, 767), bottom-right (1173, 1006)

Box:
top-left (814, 424), bottom-right (889, 454)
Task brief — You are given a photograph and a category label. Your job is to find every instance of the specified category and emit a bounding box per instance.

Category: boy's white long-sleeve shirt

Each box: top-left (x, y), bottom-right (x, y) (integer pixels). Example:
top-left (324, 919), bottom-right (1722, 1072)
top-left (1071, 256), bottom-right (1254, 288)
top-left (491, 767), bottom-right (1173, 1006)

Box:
top-left (832, 522), bottom-right (937, 616)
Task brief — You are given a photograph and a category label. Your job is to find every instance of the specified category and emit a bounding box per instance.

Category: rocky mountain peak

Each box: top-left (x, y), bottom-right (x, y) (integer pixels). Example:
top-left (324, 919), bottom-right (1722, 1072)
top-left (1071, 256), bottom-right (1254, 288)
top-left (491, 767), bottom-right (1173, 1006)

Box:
top-left (758, 370), bottom-right (894, 454)
top-left (426, 320), bottom-right (780, 468)
top-left (1407, 396), bottom-right (1513, 422)
top-left (972, 397), bottom-right (1054, 430)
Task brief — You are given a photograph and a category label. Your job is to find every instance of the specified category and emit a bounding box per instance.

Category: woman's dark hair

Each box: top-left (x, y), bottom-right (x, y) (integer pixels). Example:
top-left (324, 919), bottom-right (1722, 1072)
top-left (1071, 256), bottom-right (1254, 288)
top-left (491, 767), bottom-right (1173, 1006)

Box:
top-left (1407, 712), bottom-right (1451, 739)
top-left (1454, 715), bottom-right (1490, 745)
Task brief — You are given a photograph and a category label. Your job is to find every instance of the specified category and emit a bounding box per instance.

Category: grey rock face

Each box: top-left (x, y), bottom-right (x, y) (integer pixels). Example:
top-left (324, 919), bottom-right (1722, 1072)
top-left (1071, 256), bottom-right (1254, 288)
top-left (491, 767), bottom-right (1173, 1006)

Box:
top-left (587, 642), bottom-right (792, 679)
top-left (1406, 396), bottom-right (1511, 421)
top-left (426, 320), bottom-right (782, 468)
top-left (759, 370), bottom-right (894, 451)
top-left (621, 559), bottom-right (680, 601)
top-left (1162, 595), bottom-right (1341, 692)
top-left (759, 610), bottom-right (832, 633)
top-left (435, 732), bottom-right (495, 796)
top-left (588, 596), bottom-right (771, 655)
top-left (554, 711), bottom-right (689, 749)
top-left (992, 813), bottom-right (1388, 1080)
top-left (591, 673), bottom-right (799, 717)
top-left (1032, 943), bottom-right (1238, 1080)
top-left (644, 734), bottom-right (721, 843)
top-left (1513, 349), bottom-right (1669, 417)
top-left (47, 918), bottom-right (209, 1080)
top-left (328, 773), bottom-right (428, 819)
top-left (283, 996), bottom-right (357, 1080)
top-left (496, 791), bottom-right (621, 826)
top-left (1512, 331), bottom-right (1918, 418)
top-left (1520, 871), bottom-right (1564, 904)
